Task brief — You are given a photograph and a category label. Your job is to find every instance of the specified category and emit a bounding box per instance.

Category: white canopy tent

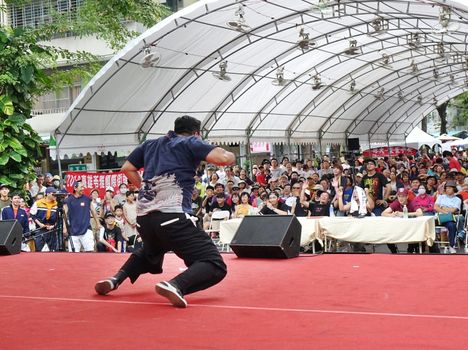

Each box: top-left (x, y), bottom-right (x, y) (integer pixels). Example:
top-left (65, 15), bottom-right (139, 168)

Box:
top-left (51, 0), bottom-right (468, 160)
top-left (405, 126), bottom-right (440, 149)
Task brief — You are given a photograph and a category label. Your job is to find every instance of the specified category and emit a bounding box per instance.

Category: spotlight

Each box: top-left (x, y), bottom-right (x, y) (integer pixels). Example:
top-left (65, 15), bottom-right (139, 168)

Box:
top-left (408, 33), bottom-right (421, 49)
top-left (349, 79), bottom-right (356, 93)
top-left (343, 39), bottom-right (359, 55)
top-left (375, 88), bottom-right (384, 100)
top-left (433, 69), bottom-right (439, 79)
top-left (433, 6), bottom-right (460, 33)
top-left (417, 95), bottom-right (423, 104)
top-left (410, 60), bottom-right (419, 74)
top-left (226, 5), bottom-right (251, 32)
top-left (297, 28), bottom-right (315, 51)
top-left (212, 61), bottom-right (231, 81)
top-left (272, 67), bottom-right (288, 86)
top-left (140, 47), bottom-right (160, 68)
top-left (311, 75), bottom-right (323, 90)
top-left (398, 91), bottom-right (405, 102)
top-left (369, 16), bottom-right (388, 35)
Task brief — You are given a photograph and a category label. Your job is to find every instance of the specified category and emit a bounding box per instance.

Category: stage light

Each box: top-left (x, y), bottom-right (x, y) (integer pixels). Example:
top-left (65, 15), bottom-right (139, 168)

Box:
top-left (226, 5), bottom-right (251, 32)
top-left (272, 67), bottom-right (287, 86)
top-left (311, 75), bottom-right (323, 90)
top-left (343, 39), bottom-right (359, 55)
top-left (375, 88), bottom-right (384, 100)
top-left (433, 69), bottom-right (439, 79)
top-left (212, 61), bottom-right (231, 81)
top-left (140, 48), bottom-right (160, 68)
top-left (410, 60), bottom-right (419, 74)
top-left (349, 79), bottom-right (356, 93)
top-left (408, 33), bottom-right (421, 49)
top-left (417, 95), bottom-right (423, 104)
top-left (297, 28), bottom-right (315, 51)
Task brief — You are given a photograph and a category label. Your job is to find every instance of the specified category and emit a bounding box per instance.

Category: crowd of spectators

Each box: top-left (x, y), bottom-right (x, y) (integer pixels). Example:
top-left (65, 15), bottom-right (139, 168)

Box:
top-left (0, 149), bottom-right (467, 254)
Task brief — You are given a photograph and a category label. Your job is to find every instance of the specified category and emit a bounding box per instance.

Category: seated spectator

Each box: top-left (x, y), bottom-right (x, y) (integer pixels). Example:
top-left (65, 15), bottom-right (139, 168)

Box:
top-left (113, 183), bottom-right (128, 206)
top-left (337, 186), bottom-right (374, 217)
top-left (211, 192), bottom-right (232, 215)
top-left (412, 185), bottom-right (435, 215)
top-left (97, 212), bottom-right (125, 253)
top-left (258, 191), bottom-right (289, 215)
top-left (288, 183), bottom-right (308, 217)
top-left (301, 190), bottom-right (331, 217)
top-left (434, 181), bottom-right (462, 254)
top-left (234, 192), bottom-right (256, 218)
top-left (191, 188), bottom-right (203, 223)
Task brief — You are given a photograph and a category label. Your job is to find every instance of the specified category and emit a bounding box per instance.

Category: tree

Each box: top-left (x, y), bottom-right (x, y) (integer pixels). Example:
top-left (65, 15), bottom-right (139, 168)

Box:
top-left (0, 1), bottom-right (170, 192)
top-left (449, 91), bottom-right (468, 128)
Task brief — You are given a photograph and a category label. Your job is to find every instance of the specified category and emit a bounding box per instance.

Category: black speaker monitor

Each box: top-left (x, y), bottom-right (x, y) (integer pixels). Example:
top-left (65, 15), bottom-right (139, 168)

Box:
top-left (0, 220), bottom-right (22, 255)
top-left (230, 215), bottom-right (301, 259)
top-left (347, 137), bottom-right (360, 151)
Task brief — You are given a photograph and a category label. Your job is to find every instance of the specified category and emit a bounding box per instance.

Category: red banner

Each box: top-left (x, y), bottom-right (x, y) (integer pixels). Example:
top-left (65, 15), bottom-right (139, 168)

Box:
top-left (362, 146), bottom-right (417, 157)
top-left (65, 171), bottom-right (142, 197)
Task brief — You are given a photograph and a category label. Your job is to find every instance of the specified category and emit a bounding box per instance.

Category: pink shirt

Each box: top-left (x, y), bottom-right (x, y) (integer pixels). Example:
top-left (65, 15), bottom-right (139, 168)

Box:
top-left (411, 194), bottom-right (435, 213)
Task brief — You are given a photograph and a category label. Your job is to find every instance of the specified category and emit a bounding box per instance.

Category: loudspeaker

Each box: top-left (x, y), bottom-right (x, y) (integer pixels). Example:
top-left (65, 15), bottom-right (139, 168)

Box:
top-left (230, 215), bottom-right (301, 259)
top-left (0, 220), bottom-right (22, 255)
top-left (347, 137), bottom-right (360, 151)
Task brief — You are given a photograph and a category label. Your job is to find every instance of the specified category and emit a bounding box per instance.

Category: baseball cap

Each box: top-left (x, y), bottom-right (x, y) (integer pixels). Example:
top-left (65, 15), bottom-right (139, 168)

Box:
top-left (52, 175), bottom-right (60, 180)
top-left (355, 173), bottom-right (363, 177)
top-left (0, 184), bottom-right (8, 189)
top-left (45, 172), bottom-right (52, 177)
top-left (45, 187), bottom-right (57, 194)
top-left (397, 188), bottom-right (409, 196)
top-left (313, 184), bottom-right (324, 191)
top-left (104, 212), bottom-right (115, 219)
top-left (106, 186), bottom-right (115, 193)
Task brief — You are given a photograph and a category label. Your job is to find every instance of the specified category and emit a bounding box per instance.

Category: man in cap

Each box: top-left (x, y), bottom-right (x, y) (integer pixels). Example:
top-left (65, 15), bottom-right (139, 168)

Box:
top-left (0, 184), bottom-right (11, 211)
top-left (94, 115), bottom-right (235, 308)
top-left (435, 181), bottom-right (462, 254)
top-left (97, 212), bottom-right (124, 252)
top-left (382, 188), bottom-right (422, 218)
top-left (30, 187), bottom-right (59, 251)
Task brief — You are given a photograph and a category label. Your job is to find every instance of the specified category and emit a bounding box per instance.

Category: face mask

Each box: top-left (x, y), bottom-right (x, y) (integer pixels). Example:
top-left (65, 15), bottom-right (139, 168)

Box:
top-left (418, 188), bottom-right (426, 195)
top-left (120, 188), bottom-right (127, 194)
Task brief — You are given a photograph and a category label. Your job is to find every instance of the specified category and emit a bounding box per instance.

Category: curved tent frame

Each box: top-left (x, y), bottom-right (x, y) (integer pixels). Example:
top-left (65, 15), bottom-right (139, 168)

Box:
top-left (52, 0), bottom-right (468, 159)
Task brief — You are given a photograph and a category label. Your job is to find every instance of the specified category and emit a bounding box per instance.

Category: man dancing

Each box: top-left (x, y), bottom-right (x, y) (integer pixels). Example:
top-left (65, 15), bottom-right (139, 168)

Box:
top-left (95, 115), bottom-right (235, 308)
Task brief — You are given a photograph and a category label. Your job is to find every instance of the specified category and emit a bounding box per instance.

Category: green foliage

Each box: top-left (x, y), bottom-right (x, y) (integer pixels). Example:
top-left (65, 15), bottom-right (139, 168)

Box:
top-left (449, 91), bottom-right (468, 127)
top-left (1, 1), bottom-right (170, 192)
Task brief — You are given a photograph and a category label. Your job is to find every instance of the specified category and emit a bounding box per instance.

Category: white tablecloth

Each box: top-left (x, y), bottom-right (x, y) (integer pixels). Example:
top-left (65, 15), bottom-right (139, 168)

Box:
top-left (316, 216), bottom-right (436, 245)
top-left (219, 217), bottom-right (319, 247)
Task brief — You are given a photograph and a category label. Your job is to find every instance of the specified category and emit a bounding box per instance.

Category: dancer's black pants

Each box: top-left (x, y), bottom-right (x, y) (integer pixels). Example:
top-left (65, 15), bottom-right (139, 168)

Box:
top-left (120, 211), bottom-right (227, 296)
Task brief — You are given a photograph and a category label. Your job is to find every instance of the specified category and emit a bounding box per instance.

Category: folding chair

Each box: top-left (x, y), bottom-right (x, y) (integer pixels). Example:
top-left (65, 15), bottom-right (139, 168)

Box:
top-left (205, 210), bottom-right (231, 241)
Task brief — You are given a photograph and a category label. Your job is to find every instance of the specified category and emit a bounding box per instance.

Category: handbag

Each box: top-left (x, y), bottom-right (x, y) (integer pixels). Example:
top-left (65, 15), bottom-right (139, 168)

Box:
top-left (437, 213), bottom-right (455, 225)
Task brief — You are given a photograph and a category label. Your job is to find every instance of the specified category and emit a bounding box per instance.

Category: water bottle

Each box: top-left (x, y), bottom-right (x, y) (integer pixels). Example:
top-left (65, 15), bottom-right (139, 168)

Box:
top-left (329, 204), bottom-right (335, 217)
top-left (403, 205), bottom-right (408, 219)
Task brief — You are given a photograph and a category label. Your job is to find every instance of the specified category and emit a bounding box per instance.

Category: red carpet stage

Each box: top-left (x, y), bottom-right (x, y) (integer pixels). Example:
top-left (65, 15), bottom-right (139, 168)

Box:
top-left (1, 252), bottom-right (467, 349)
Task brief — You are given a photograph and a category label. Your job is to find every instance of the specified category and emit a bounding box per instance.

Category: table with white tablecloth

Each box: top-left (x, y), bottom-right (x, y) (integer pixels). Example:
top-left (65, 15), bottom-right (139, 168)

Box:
top-left (219, 217), bottom-right (319, 247)
top-left (315, 216), bottom-right (436, 246)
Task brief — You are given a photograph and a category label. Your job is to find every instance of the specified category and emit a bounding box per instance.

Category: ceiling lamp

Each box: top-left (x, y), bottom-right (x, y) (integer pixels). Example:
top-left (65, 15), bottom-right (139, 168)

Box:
top-left (272, 67), bottom-right (287, 86)
top-left (297, 28), bottom-right (315, 51)
top-left (226, 5), bottom-right (251, 32)
top-left (377, 52), bottom-right (391, 67)
top-left (398, 91), bottom-right (405, 102)
top-left (140, 47), bottom-right (160, 68)
top-left (212, 61), bottom-right (231, 81)
top-left (407, 33), bottom-right (421, 49)
top-left (409, 60), bottom-right (419, 75)
top-left (311, 75), bottom-right (323, 90)
top-left (349, 79), bottom-right (356, 93)
top-left (343, 39), bottom-right (359, 55)
top-left (433, 69), bottom-right (439, 79)
top-left (450, 75), bottom-right (455, 84)
top-left (375, 88), bottom-right (385, 100)
top-left (433, 97), bottom-right (438, 105)
top-left (417, 96), bottom-right (423, 105)
top-left (369, 16), bottom-right (388, 35)
top-left (433, 6), bottom-right (460, 33)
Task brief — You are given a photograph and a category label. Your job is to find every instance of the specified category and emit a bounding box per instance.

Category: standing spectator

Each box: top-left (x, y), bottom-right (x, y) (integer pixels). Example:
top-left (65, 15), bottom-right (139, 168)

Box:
top-left (52, 175), bottom-right (62, 190)
top-left (361, 159), bottom-right (390, 216)
top-left (100, 186), bottom-right (116, 219)
top-left (90, 188), bottom-right (102, 242)
top-left (123, 191), bottom-right (138, 244)
top-left (301, 190), bottom-right (331, 216)
top-left (113, 183), bottom-right (128, 206)
top-left (0, 184), bottom-right (11, 210)
top-left (289, 182), bottom-right (308, 217)
top-left (63, 181), bottom-right (101, 252)
top-left (1, 193), bottom-right (29, 238)
top-left (444, 151), bottom-right (461, 172)
top-left (44, 173), bottom-right (54, 187)
top-left (190, 188), bottom-right (203, 224)
top-left (270, 158), bottom-right (282, 178)
top-left (318, 159), bottom-right (333, 178)
top-left (30, 174), bottom-right (46, 198)
top-left (30, 187), bottom-right (59, 252)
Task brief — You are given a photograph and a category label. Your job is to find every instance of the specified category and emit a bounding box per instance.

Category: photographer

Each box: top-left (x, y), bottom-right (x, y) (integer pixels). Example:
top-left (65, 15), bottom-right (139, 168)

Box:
top-left (30, 187), bottom-right (59, 251)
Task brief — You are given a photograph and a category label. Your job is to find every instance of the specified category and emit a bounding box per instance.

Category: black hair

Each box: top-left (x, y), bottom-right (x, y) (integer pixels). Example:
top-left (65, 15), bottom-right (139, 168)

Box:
top-left (114, 204), bottom-right (123, 211)
top-left (174, 115), bottom-right (201, 134)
